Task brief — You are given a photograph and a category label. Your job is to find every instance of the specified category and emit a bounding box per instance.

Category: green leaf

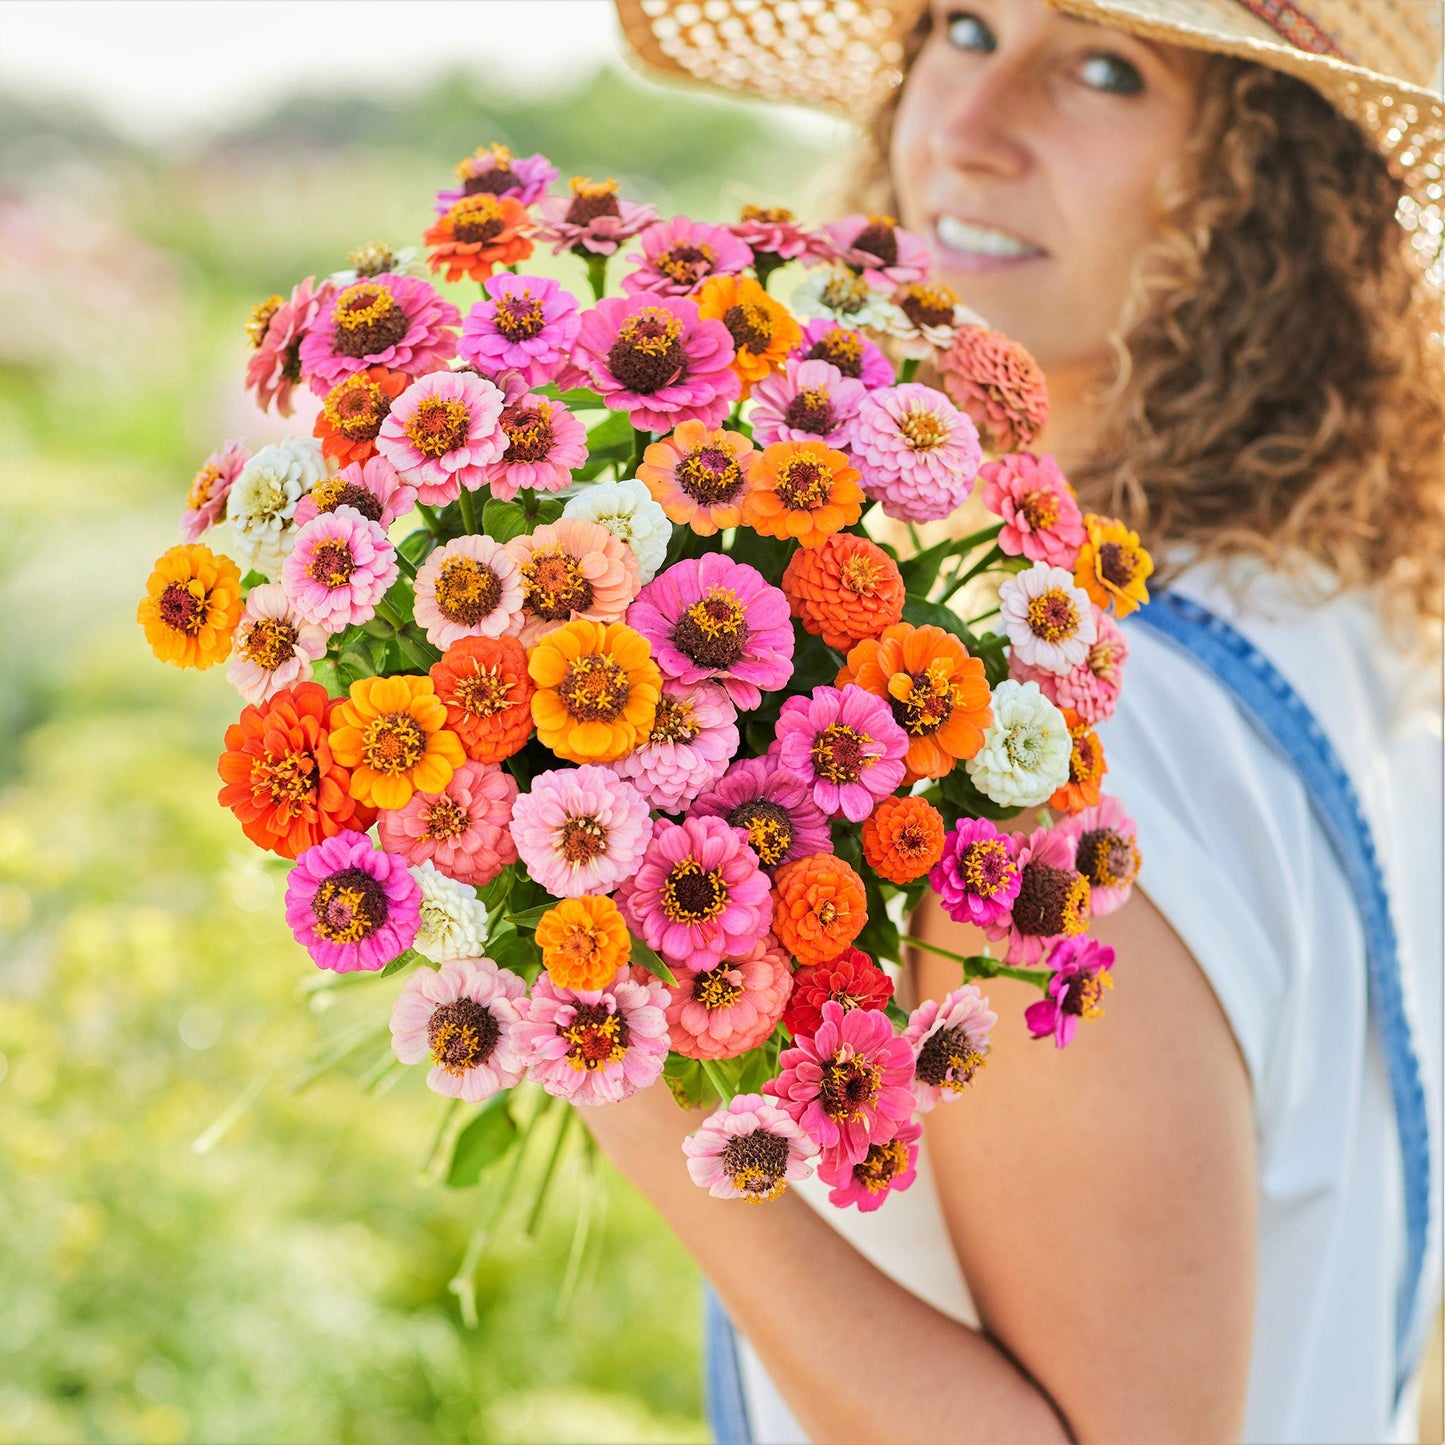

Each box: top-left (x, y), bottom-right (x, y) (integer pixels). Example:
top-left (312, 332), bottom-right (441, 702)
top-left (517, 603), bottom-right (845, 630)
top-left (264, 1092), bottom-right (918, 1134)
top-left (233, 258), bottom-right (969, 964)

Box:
top-left (378, 947), bottom-right (426, 980)
top-left (505, 902), bottom-right (556, 930)
top-left (584, 408), bottom-right (635, 452)
top-left (662, 1053), bottom-right (715, 1111)
top-left (482, 498), bottom-right (529, 545)
top-left (538, 385), bottom-right (607, 411)
top-left (477, 865), bottom-right (515, 912)
top-left (897, 536), bottom-right (958, 596)
top-left (398, 528), bottom-right (437, 566)
top-left (901, 593), bottom-right (984, 653)
top-left (240, 569), bottom-right (268, 590)
top-left (444, 1095), bottom-right (518, 1189)
top-left (789, 627), bottom-right (841, 693)
top-left (488, 928), bottom-right (541, 977)
top-left (734, 1044), bottom-right (775, 1096)
top-left (885, 999), bottom-right (911, 1028)
top-left (729, 530), bottom-right (792, 586)
top-left (938, 761), bottom-right (1019, 824)
top-left (629, 933), bottom-right (677, 987)
top-left (855, 872), bottom-right (902, 965)
top-left (533, 498), bottom-right (564, 526)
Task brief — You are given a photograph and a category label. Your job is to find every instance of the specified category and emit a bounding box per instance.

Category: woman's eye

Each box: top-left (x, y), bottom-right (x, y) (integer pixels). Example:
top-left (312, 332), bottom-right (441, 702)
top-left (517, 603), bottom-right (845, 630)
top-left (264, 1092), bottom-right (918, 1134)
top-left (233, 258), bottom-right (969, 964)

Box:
top-left (944, 11), bottom-right (995, 53)
top-left (1078, 52), bottom-right (1144, 94)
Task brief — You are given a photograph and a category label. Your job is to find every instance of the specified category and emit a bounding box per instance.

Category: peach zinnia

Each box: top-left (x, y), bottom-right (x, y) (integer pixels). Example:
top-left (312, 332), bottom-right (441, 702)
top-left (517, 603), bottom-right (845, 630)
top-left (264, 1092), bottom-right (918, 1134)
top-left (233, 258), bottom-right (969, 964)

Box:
top-left (138, 543), bottom-right (244, 671)
top-left (328, 674), bottom-right (466, 811)
top-left (742, 440), bottom-right (863, 549)
top-left (536, 895), bottom-right (633, 993)
top-left (506, 517), bottom-right (641, 648)
top-left (430, 636), bottom-right (535, 764)
top-left (861, 796), bottom-right (946, 885)
top-left (781, 533), bottom-right (905, 653)
top-left (770, 853), bottom-right (868, 966)
top-left (694, 274), bottom-right (802, 396)
top-left (1074, 514), bottom-right (1153, 618)
top-left (838, 623), bottom-right (992, 783)
top-left (637, 420), bottom-right (757, 536)
top-left (424, 193), bottom-right (534, 283)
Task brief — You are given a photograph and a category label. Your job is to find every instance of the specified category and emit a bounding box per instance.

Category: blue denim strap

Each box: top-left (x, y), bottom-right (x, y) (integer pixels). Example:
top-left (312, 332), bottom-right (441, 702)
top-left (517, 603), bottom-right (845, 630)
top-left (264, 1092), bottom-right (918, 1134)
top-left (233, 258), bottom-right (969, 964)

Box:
top-left (1130, 590), bottom-right (1435, 1401)
top-left (704, 1282), bottom-right (755, 1444)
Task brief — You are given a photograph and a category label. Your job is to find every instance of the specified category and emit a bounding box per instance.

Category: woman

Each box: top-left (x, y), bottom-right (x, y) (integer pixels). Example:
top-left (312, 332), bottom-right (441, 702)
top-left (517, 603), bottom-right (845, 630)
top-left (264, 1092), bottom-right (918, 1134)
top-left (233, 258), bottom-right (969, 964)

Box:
top-left (600, 2), bottom-right (1445, 1441)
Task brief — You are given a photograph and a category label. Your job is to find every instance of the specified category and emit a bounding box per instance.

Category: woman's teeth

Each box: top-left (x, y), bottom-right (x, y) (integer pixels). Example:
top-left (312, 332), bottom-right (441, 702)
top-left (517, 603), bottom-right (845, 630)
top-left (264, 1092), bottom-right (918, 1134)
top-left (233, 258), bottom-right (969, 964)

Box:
top-left (935, 216), bottom-right (1041, 258)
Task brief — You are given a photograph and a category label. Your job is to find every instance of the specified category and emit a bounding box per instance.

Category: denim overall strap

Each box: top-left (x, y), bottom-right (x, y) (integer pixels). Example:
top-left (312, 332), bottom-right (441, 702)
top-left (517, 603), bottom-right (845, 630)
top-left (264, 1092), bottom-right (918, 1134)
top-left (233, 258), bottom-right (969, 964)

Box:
top-left (1130, 590), bottom-right (1434, 1402)
top-left (704, 1282), bottom-right (755, 1444)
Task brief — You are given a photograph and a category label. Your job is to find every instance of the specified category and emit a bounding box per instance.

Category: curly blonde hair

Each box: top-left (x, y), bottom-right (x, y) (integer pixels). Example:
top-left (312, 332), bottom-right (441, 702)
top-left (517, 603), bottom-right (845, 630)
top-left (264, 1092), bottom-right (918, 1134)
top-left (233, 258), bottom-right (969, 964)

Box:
top-left (858, 16), bottom-right (1445, 641)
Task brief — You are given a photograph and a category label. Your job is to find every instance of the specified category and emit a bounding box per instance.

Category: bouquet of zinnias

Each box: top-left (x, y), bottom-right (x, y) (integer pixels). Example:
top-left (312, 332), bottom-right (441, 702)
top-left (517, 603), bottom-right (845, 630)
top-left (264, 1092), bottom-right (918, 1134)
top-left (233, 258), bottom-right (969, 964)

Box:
top-left (139, 141), bottom-right (1153, 1214)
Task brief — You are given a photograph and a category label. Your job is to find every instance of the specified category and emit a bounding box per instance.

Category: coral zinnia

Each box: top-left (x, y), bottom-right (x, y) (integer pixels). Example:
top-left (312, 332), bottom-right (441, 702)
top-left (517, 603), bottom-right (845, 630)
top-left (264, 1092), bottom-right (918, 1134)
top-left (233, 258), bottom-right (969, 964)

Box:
top-left (770, 853), bottom-right (869, 965)
top-left (376, 758), bottom-right (519, 888)
top-left (527, 618), bottom-right (662, 765)
top-left (313, 366), bottom-right (412, 470)
top-left (281, 506), bottom-right (398, 634)
top-left (903, 986), bottom-right (997, 1111)
top-left (657, 933), bottom-right (793, 1061)
top-left (180, 439), bottom-right (248, 543)
top-left (458, 272), bottom-right (581, 388)
top-left (245, 276), bottom-right (332, 417)
top-left (742, 439), bottom-right (864, 549)
top-left (1025, 936), bottom-right (1116, 1049)
top-left (852, 383), bottom-right (981, 525)
top-left (225, 582), bottom-right (329, 706)
top-left (138, 543), bottom-right (244, 671)
top-left (328, 674), bottom-right (467, 812)
top-left (376, 371), bottom-right (508, 508)
top-left (979, 452), bottom-right (1085, 569)
top-left (773, 684), bottom-right (908, 823)
top-left (819, 1118), bottom-right (922, 1212)
top-left (1055, 794), bottom-right (1140, 917)
top-left (985, 825), bottom-right (1091, 966)
top-left (637, 421), bottom-right (757, 536)
top-left (694, 273), bottom-right (801, 395)
top-left (861, 795), bottom-right (946, 884)
top-left (781, 533), bottom-right (906, 654)
top-left (689, 755), bottom-right (832, 873)
top-left (782, 946), bottom-right (894, 1039)
top-left (424, 192), bottom-right (534, 284)
top-left (509, 764), bottom-right (652, 898)
top-left (838, 623), bottom-right (992, 782)
top-left (1050, 708), bottom-right (1107, 815)
top-left (430, 635), bottom-right (535, 764)
top-left (749, 358), bottom-right (867, 451)
top-left (507, 518), bottom-right (641, 648)
top-left (536, 895), bottom-right (634, 993)
top-left (1074, 514), bottom-right (1153, 618)
top-left (683, 1093), bottom-right (817, 1202)
top-left (928, 818), bottom-right (1020, 929)
top-left (412, 535), bottom-right (525, 650)
top-left (938, 325), bottom-right (1050, 454)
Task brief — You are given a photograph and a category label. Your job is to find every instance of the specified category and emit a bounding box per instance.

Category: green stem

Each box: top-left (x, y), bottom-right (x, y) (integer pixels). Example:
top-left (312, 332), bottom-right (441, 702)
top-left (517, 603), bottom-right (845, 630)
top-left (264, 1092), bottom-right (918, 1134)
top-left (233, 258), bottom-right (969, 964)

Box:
top-left (519, 487), bottom-right (538, 520)
top-left (420, 1096), bottom-right (462, 1175)
top-left (966, 606), bottom-right (1001, 627)
top-left (393, 550), bottom-right (417, 581)
top-left (448, 1123), bottom-right (531, 1329)
top-left (585, 252), bottom-right (608, 305)
top-left (628, 426), bottom-right (651, 476)
top-left (897, 933), bottom-right (1049, 990)
top-left (374, 597), bottom-right (407, 631)
top-left (898, 356), bottom-right (920, 384)
top-left (700, 1059), bottom-right (734, 1106)
top-left (415, 502), bottom-right (444, 538)
top-left (939, 542), bottom-right (1005, 603)
top-left (458, 487), bottom-right (479, 535)
top-left (524, 1106), bottom-right (575, 1239)
top-left (396, 631), bottom-right (441, 673)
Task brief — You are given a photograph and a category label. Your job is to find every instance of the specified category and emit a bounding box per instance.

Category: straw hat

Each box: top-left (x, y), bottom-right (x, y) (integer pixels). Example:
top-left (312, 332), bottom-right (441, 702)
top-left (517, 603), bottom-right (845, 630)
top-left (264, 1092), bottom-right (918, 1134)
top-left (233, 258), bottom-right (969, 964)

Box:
top-left (615, 0), bottom-right (1443, 266)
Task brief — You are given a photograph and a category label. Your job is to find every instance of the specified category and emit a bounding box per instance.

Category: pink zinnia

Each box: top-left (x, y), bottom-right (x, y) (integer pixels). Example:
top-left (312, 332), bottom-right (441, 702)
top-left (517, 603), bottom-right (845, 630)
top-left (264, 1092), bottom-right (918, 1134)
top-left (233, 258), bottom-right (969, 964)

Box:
top-left (903, 986), bottom-right (997, 1112)
top-left (389, 956), bottom-right (529, 1102)
top-left (299, 273), bottom-right (460, 397)
top-left (376, 759), bottom-right (520, 888)
top-left (656, 932), bottom-right (793, 1061)
top-left (823, 215), bottom-right (931, 289)
top-left (1025, 935), bottom-right (1117, 1049)
top-left (413, 535), bottom-right (525, 650)
top-left (506, 517), bottom-right (641, 647)
top-left (281, 505), bottom-right (398, 633)
top-left (979, 452), bottom-right (1086, 569)
top-left (457, 273), bottom-right (581, 387)
top-left (181, 439), bottom-right (249, 542)
top-left (627, 552), bottom-right (793, 712)
top-left (929, 818), bottom-right (1021, 928)
top-left (375, 371), bottom-right (507, 507)
top-left (516, 966), bottom-right (670, 1105)
top-left (690, 755), bottom-right (832, 873)
top-left (773, 684), bottom-right (908, 824)
top-left (852, 383), bottom-right (982, 524)
top-left (292, 455), bottom-right (417, 531)
top-left (1011, 608), bottom-right (1128, 725)
top-left (616, 815), bottom-right (772, 971)
top-left (284, 831), bottom-right (421, 973)
top-left (819, 1117), bottom-right (922, 1212)
top-left (729, 208), bottom-right (836, 268)
top-left (508, 765), bottom-right (652, 898)
top-left (763, 1000), bottom-right (917, 1167)
top-left (622, 215), bottom-right (753, 297)
top-left (247, 276), bottom-right (332, 416)
top-left (477, 385), bottom-right (588, 501)
top-left (999, 562), bottom-right (1097, 676)
top-left (791, 318), bottom-right (895, 391)
top-left (435, 144), bottom-right (557, 212)
top-left (612, 680), bottom-right (738, 813)
top-left (225, 581), bottom-right (329, 706)
top-left (535, 178), bottom-right (658, 257)
top-left (569, 293), bottom-right (740, 434)
top-left (683, 1093), bottom-right (817, 1202)
top-left (748, 358), bottom-right (867, 451)
top-left (984, 826), bottom-right (1091, 966)
top-left (1055, 794), bottom-right (1140, 917)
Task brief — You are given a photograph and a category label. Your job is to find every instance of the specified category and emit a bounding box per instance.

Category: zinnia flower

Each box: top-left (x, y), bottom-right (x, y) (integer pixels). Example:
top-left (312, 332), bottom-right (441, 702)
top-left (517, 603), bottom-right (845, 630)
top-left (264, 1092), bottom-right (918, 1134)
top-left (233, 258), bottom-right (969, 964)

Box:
top-left (658, 933), bottom-right (793, 1061)
top-left (527, 618), bottom-right (662, 764)
top-left (694, 273), bottom-right (801, 394)
top-left (837, 622), bottom-right (992, 782)
top-left (1025, 936), bottom-right (1116, 1049)
top-left (410, 859), bottom-right (491, 962)
top-left (328, 674), bottom-right (467, 811)
top-left (245, 276), bottom-right (332, 416)
top-left (979, 452), bottom-right (1086, 569)
top-left (770, 853), bottom-right (868, 964)
top-left (1050, 709), bottom-right (1107, 815)
top-left (627, 552), bottom-right (793, 712)
top-left (852, 383), bottom-right (982, 524)
top-left (965, 679), bottom-right (1071, 809)
top-left (478, 388), bottom-right (587, 501)
top-left (228, 437), bottom-right (328, 580)
top-left (938, 325), bottom-right (1050, 454)
top-left (216, 681), bottom-right (375, 857)
top-left (861, 795), bottom-right (946, 884)
top-left (904, 986), bottom-right (997, 1111)
top-left (562, 477), bottom-right (671, 584)
top-left (823, 214), bottom-right (932, 289)
top-left (999, 562), bottom-right (1097, 675)
top-left (819, 1118), bottom-right (922, 1212)
top-left (458, 272), bottom-right (581, 387)
top-left (748, 358), bottom-right (866, 450)
top-left (773, 684), bottom-right (908, 823)
top-left (690, 756), bottom-right (832, 873)
top-left (781, 533), bottom-right (905, 653)
top-left (636, 421), bottom-right (757, 536)
top-left (611, 680), bottom-right (738, 814)
top-left (375, 371), bottom-right (507, 508)
top-left (413, 535), bottom-right (525, 650)
top-left (683, 1093), bottom-right (816, 1202)
top-left (281, 506), bottom-right (398, 633)
top-left (376, 758), bottom-right (520, 888)
top-left (790, 266), bottom-right (900, 332)
top-left (507, 518), bottom-right (641, 647)
top-left (985, 825), bottom-right (1090, 966)
top-left (742, 440), bottom-right (864, 548)
top-left (536, 895), bottom-right (633, 992)
top-left (225, 581), bottom-right (329, 705)
top-left (424, 192), bottom-right (534, 284)
top-left (516, 967), bottom-right (670, 1105)
top-left (622, 215), bottom-right (753, 297)
top-left (730, 204), bottom-right (836, 269)
top-left (1055, 795), bottom-right (1140, 917)
top-left (883, 281), bottom-right (981, 357)
top-left (300, 273), bottom-right (460, 397)
top-left (284, 830), bottom-right (421, 973)
top-left (390, 956), bottom-right (529, 1102)
top-left (312, 367), bottom-right (412, 470)
top-left (326, 241), bottom-right (428, 287)
top-left (435, 143), bottom-right (557, 211)
top-left (1074, 514), bottom-right (1153, 617)
top-left (138, 543), bottom-right (244, 671)
top-left (180, 439), bottom-right (248, 542)
top-left (782, 946), bottom-right (894, 1039)
top-left (292, 454), bottom-right (416, 531)
top-left (928, 818), bottom-right (1020, 928)
top-left (791, 318), bottom-right (895, 390)
top-left (430, 635), bottom-right (536, 763)
top-left (616, 815), bottom-right (772, 971)
top-left (568, 293), bottom-right (740, 433)
top-left (763, 1000), bottom-right (916, 1166)
top-left (535, 176), bottom-right (658, 257)
top-left (509, 764), bottom-right (652, 898)
top-left (1011, 608), bottom-right (1128, 725)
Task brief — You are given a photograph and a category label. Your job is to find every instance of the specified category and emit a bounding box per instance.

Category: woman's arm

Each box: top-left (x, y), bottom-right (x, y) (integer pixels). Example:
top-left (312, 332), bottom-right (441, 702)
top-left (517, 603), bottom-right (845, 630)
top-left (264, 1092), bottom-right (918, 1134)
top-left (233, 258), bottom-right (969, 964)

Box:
top-left (583, 886), bottom-right (1257, 1444)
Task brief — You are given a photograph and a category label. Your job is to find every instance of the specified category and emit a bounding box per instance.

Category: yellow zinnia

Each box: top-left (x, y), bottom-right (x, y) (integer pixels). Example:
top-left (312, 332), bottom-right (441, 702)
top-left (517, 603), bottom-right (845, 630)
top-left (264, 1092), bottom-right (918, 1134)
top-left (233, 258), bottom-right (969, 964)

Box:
top-left (328, 673), bottom-right (466, 811)
top-left (1074, 514), bottom-right (1154, 618)
top-left (536, 895), bottom-right (632, 992)
top-left (528, 619), bottom-right (661, 765)
top-left (695, 274), bottom-right (802, 396)
top-left (137, 542), bottom-right (244, 671)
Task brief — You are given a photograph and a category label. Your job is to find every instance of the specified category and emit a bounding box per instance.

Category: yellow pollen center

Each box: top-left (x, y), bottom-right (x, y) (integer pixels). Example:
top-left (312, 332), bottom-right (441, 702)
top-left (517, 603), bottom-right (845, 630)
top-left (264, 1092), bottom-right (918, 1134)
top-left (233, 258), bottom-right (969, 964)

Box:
top-left (839, 554), bottom-right (885, 595)
top-left (404, 396), bottom-right (471, 459)
top-left (454, 664), bottom-right (514, 717)
top-left (187, 464), bottom-right (222, 511)
top-left (810, 723), bottom-right (876, 784)
top-left (434, 558), bottom-right (503, 625)
top-left (775, 458), bottom-right (833, 511)
top-left (618, 308), bottom-right (685, 357)
top-left (661, 858), bottom-right (727, 924)
top-left (241, 616), bottom-right (299, 671)
top-left (1020, 489), bottom-right (1060, 530)
top-left (361, 713), bottom-right (427, 775)
top-left (308, 539), bottom-right (355, 589)
top-left (819, 1050), bottom-right (882, 1121)
top-left (334, 284), bottom-right (394, 330)
top-left (819, 274), bottom-right (871, 313)
top-left (245, 295), bottom-right (283, 348)
top-left (557, 654), bottom-right (629, 723)
top-left (1026, 588), bottom-right (1081, 643)
top-left (898, 406), bottom-right (947, 451)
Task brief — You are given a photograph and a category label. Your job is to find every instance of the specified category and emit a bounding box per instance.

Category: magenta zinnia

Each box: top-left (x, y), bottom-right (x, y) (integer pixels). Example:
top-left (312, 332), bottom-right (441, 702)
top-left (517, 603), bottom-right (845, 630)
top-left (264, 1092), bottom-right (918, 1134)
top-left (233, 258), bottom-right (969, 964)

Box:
top-left (689, 755), bottom-right (831, 873)
top-left (683, 1093), bottom-right (817, 1202)
top-left (457, 272), bottom-right (581, 388)
top-left (622, 215), bottom-right (753, 297)
top-left (748, 358), bottom-right (867, 452)
top-left (477, 384), bottom-right (588, 501)
top-left (985, 825), bottom-right (1091, 965)
top-left (773, 684), bottom-right (908, 824)
top-left (180, 439), bottom-right (248, 542)
top-left (819, 1118), bottom-right (921, 1213)
top-left (903, 986), bottom-right (997, 1112)
top-left (929, 818), bottom-right (1021, 928)
top-left (1025, 936), bottom-right (1116, 1049)
top-left (1055, 794), bottom-right (1140, 917)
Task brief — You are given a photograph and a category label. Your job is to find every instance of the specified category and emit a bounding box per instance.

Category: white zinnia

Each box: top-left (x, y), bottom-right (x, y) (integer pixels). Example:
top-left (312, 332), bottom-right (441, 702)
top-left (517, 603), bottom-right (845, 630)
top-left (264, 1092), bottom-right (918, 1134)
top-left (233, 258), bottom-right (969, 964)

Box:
top-left (410, 860), bottom-right (491, 963)
top-left (790, 266), bottom-right (900, 332)
top-left (965, 679), bottom-right (1072, 808)
top-left (878, 291), bottom-right (989, 359)
top-left (563, 477), bottom-right (672, 583)
top-left (228, 436), bottom-right (328, 579)
top-left (999, 563), bottom-right (1097, 676)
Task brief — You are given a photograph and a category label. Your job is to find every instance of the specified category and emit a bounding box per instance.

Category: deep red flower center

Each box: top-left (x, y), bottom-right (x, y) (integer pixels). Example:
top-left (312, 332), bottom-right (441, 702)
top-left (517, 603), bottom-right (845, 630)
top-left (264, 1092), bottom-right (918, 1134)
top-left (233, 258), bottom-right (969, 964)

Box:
top-left (311, 866), bottom-right (387, 944)
top-left (428, 998), bottom-right (500, 1072)
top-left (676, 446), bottom-right (745, 506)
top-left (1012, 860), bottom-right (1090, 937)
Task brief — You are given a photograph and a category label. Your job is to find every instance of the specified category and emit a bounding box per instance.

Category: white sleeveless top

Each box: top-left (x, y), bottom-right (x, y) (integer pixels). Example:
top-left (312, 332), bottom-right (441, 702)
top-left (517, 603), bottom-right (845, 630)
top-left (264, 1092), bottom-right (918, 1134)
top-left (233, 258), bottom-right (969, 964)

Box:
top-left (738, 558), bottom-right (1444, 1444)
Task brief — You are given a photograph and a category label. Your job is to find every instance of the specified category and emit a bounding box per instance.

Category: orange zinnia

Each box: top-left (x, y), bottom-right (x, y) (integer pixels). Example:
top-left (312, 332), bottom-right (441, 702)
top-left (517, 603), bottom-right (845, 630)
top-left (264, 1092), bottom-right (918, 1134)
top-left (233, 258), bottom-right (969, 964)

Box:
top-left (430, 635), bottom-right (535, 763)
top-left (1074, 514), bottom-right (1153, 618)
top-left (742, 440), bottom-right (863, 549)
top-left (424, 193), bottom-right (534, 284)
top-left (694, 274), bottom-right (802, 396)
top-left (781, 532), bottom-right (905, 652)
top-left (861, 795), bottom-right (946, 884)
top-left (313, 366), bottom-right (410, 468)
top-left (138, 543), bottom-right (243, 671)
top-left (770, 853), bottom-right (868, 965)
top-left (1049, 709), bottom-right (1107, 815)
top-left (327, 674), bottom-right (466, 811)
top-left (216, 681), bottom-right (376, 858)
top-left (637, 420), bottom-right (758, 536)
top-left (837, 623), bottom-right (992, 783)
top-left (536, 895), bottom-right (632, 992)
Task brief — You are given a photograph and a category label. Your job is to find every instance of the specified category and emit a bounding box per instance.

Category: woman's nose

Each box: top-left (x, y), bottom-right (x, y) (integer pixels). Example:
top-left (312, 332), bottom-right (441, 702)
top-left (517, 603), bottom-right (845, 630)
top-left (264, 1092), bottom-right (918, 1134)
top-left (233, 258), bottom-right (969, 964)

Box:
top-left (926, 53), bottom-right (1035, 183)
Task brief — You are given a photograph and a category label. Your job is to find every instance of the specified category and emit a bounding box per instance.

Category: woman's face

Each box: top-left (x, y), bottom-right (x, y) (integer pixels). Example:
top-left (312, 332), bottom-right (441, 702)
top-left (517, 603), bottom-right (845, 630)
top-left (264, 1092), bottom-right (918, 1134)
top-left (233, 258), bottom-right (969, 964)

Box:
top-left (891, 0), bottom-right (1208, 374)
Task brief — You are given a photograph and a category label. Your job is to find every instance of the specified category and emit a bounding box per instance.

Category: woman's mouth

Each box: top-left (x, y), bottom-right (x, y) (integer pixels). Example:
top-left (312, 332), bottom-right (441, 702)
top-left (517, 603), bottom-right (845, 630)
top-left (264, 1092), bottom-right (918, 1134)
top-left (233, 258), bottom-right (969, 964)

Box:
top-left (932, 215), bottom-right (1046, 272)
